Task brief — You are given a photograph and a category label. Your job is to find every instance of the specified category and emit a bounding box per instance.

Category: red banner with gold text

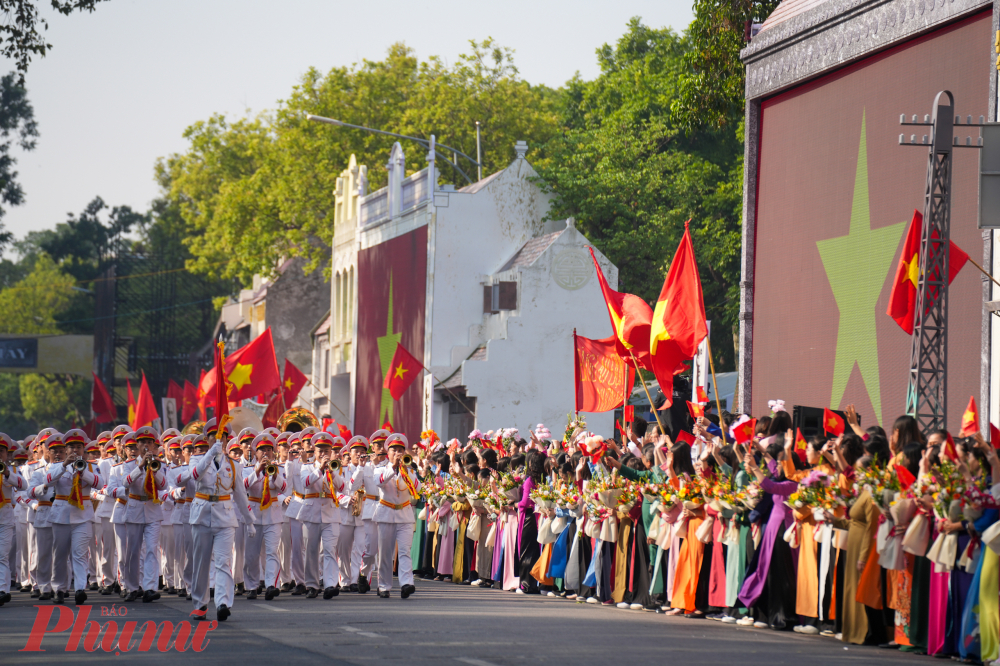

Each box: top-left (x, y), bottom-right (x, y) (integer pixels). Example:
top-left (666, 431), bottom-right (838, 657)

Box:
top-left (574, 332), bottom-right (635, 413)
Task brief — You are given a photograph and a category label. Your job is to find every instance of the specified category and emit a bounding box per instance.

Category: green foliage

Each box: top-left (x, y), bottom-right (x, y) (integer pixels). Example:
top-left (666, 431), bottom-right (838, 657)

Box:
top-left (672, 0), bottom-right (779, 131)
top-left (0, 252), bottom-right (74, 334)
top-left (535, 19), bottom-right (744, 370)
top-left (19, 373), bottom-right (90, 429)
top-left (158, 40), bottom-right (560, 285)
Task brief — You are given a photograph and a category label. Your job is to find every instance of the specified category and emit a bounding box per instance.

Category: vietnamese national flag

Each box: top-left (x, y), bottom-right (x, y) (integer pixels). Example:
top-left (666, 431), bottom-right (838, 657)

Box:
top-left (126, 379), bottom-right (136, 429)
top-left (588, 246), bottom-right (654, 368)
top-left (732, 418), bottom-right (755, 445)
top-left (382, 420), bottom-right (394, 433)
top-left (91, 372), bottom-right (117, 424)
top-left (990, 423), bottom-right (1000, 450)
top-left (133, 372), bottom-right (159, 430)
top-left (383, 342), bottom-right (423, 400)
top-left (181, 380), bottom-right (198, 424)
top-left (223, 328), bottom-right (281, 402)
top-left (198, 368), bottom-right (212, 419)
top-left (887, 210), bottom-right (969, 334)
top-left (337, 423), bottom-right (352, 440)
top-left (686, 401), bottom-right (704, 419)
top-left (696, 386), bottom-right (710, 404)
top-left (943, 433), bottom-right (959, 461)
top-left (823, 408), bottom-right (845, 437)
top-left (649, 222), bottom-right (708, 407)
top-left (573, 332), bottom-right (635, 413)
top-left (795, 428), bottom-right (808, 453)
top-left (674, 430), bottom-right (696, 447)
top-left (213, 340), bottom-right (233, 433)
top-left (897, 466), bottom-right (916, 490)
top-left (167, 379), bottom-right (183, 409)
top-left (960, 396), bottom-right (979, 437)
top-left (282, 358), bottom-right (308, 404)
top-left (262, 391), bottom-right (284, 429)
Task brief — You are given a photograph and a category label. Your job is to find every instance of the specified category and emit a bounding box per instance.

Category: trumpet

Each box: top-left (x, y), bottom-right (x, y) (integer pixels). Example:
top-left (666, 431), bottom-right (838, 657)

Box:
top-left (326, 459), bottom-right (341, 473)
top-left (147, 459), bottom-right (161, 472)
top-left (401, 454), bottom-right (413, 467)
top-left (265, 463), bottom-right (278, 477)
top-left (0, 461), bottom-right (6, 475)
top-left (73, 458), bottom-right (88, 472)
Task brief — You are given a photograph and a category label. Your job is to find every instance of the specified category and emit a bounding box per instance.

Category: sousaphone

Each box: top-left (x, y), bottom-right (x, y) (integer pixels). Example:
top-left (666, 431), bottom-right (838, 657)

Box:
top-left (277, 407), bottom-right (319, 433)
top-left (181, 420), bottom-right (205, 435)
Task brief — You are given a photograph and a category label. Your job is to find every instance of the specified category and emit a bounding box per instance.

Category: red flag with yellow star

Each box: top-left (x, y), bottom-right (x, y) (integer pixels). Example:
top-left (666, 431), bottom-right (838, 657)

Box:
top-left (202, 329), bottom-right (281, 405)
top-left (181, 380), bottom-right (198, 423)
top-left (795, 428), bottom-right (808, 453)
top-left (686, 401), bottom-right (704, 419)
top-left (960, 396), bottom-right (979, 437)
top-left (888, 210), bottom-right (969, 334)
top-left (588, 247), bottom-right (654, 368)
top-left (133, 372), bottom-right (159, 429)
top-left (823, 408), bottom-right (845, 436)
top-left (282, 359), bottom-right (308, 405)
top-left (383, 342), bottom-right (423, 400)
top-left (126, 379), bottom-right (136, 428)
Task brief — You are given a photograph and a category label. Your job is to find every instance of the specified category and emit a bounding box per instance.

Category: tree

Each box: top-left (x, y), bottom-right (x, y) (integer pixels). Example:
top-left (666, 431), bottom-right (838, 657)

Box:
top-left (0, 251), bottom-right (74, 334)
top-left (0, 72), bottom-right (38, 254)
top-left (0, 0), bottom-right (107, 83)
top-left (158, 40), bottom-right (560, 285)
top-left (19, 372), bottom-right (89, 429)
top-left (671, 0), bottom-right (780, 131)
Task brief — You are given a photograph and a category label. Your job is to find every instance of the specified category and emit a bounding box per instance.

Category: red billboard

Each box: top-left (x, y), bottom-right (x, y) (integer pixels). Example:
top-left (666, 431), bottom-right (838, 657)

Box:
top-left (355, 226), bottom-right (427, 439)
top-left (751, 11), bottom-right (991, 428)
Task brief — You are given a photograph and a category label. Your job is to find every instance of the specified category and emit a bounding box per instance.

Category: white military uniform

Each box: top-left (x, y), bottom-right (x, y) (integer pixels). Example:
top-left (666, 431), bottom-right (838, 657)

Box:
top-left (170, 460), bottom-right (194, 593)
top-left (275, 460), bottom-right (293, 587)
top-left (14, 469), bottom-right (30, 588)
top-left (110, 458), bottom-right (167, 593)
top-left (21, 458), bottom-right (43, 590)
top-left (28, 463), bottom-right (58, 595)
top-left (375, 462), bottom-right (421, 593)
top-left (177, 441), bottom-right (254, 613)
top-left (351, 459), bottom-right (383, 586)
top-left (337, 464), bottom-right (364, 586)
top-left (299, 460), bottom-right (349, 591)
top-left (243, 463), bottom-right (287, 590)
top-left (93, 456), bottom-right (116, 589)
top-left (159, 471), bottom-right (176, 590)
top-left (283, 455), bottom-right (307, 588)
top-left (106, 457), bottom-right (131, 589)
top-left (0, 464), bottom-right (27, 596)
top-left (45, 460), bottom-right (102, 594)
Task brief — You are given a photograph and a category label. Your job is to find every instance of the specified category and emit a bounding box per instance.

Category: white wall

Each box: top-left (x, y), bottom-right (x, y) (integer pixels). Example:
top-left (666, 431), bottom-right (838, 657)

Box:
top-left (461, 225), bottom-right (619, 438)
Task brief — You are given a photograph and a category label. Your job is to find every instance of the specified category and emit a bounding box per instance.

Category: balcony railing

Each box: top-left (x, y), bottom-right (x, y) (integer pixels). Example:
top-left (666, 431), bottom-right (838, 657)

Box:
top-left (401, 168), bottom-right (429, 212)
top-left (359, 189), bottom-right (389, 226)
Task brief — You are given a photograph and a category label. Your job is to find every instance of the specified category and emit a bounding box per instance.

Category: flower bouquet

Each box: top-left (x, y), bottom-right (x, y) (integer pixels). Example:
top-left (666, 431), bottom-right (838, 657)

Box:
top-left (496, 471), bottom-right (525, 502)
top-left (529, 483), bottom-right (560, 511)
top-left (590, 471), bottom-right (626, 508)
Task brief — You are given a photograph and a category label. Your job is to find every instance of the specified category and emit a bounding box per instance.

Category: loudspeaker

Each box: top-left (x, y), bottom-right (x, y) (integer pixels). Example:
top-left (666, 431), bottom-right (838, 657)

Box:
top-left (792, 405), bottom-right (858, 440)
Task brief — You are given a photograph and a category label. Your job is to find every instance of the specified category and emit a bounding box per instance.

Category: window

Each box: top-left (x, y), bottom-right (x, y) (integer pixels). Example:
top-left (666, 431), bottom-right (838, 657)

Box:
top-left (323, 348), bottom-right (330, 388)
top-left (483, 281), bottom-right (518, 314)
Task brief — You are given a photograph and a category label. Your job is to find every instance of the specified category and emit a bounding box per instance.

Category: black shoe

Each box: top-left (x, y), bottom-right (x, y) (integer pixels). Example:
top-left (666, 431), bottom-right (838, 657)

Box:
top-left (1, 592), bottom-right (10, 604)
top-left (31, 588), bottom-right (41, 599)
top-left (39, 591), bottom-right (51, 601)
top-left (247, 589), bottom-right (257, 600)
top-left (357, 577), bottom-right (370, 594)
top-left (235, 583), bottom-right (245, 596)
top-left (292, 583), bottom-right (306, 596)
top-left (377, 590), bottom-right (390, 598)
top-left (88, 582), bottom-right (98, 591)
top-left (125, 590), bottom-right (139, 602)
top-left (176, 587), bottom-right (186, 597)
top-left (193, 605), bottom-right (209, 621)
top-left (22, 583), bottom-right (32, 593)
top-left (323, 586), bottom-right (337, 600)
top-left (210, 588), bottom-right (214, 599)
top-left (280, 582), bottom-right (293, 592)
top-left (400, 584), bottom-right (415, 599)
top-left (165, 586), bottom-right (175, 595)
top-left (112, 581), bottom-right (121, 594)
top-left (142, 590), bottom-right (160, 603)
top-left (348, 584), bottom-right (358, 592)
top-left (54, 590), bottom-right (66, 604)
top-left (158, 576), bottom-right (164, 590)
top-left (306, 587), bottom-right (318, 599)
top-left (75, 590), bottom-right (87, 605)
top-left (265, 586), bottom-right (278, 601)
top-left (186, 593), bottom-right (192, 600)
top-left (217, 604), bottom-right (230, 622)
top-left (99, 586), bottom-right (110, 596)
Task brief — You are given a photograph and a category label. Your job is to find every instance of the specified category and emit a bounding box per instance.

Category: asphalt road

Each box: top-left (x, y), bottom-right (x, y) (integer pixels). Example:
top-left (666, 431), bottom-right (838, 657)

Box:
top-left (0, 579), bottom-right (932, 665)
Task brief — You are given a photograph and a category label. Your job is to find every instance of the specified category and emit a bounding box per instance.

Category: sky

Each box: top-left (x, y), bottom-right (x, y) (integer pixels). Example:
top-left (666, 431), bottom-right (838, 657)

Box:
top-left (2, 0), bottom-right (694, 239)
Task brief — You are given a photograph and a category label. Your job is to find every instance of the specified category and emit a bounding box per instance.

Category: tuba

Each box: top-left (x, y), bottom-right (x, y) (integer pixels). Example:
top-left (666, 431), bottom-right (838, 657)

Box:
top-left (277, 407), bottom-right (319, 433)
top-left (181, 420), bottom-right (205, 436)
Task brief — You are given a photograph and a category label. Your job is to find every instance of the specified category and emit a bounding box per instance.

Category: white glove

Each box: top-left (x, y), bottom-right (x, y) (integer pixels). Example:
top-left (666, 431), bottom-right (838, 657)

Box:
top-left (245, 523), bottom-right (256, 539)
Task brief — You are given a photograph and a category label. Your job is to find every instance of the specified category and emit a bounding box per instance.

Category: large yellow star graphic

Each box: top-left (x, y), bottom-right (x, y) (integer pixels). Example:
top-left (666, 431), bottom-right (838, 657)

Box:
top-left (285, 377), bottom-right (293, 390)
top-left (394, 363), bottom-right (408, 380)
top-left (228, 362), bottom-right (254, 390)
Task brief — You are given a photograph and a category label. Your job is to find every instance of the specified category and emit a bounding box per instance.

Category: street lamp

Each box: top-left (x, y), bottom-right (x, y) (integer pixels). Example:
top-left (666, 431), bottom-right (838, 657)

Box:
top-left (306, 115), bottom-right (482, 184)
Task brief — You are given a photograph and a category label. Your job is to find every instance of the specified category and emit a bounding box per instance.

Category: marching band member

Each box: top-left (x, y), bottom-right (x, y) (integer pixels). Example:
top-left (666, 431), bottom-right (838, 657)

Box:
top-left (92, 432), bottom-right (116, 594)
top-left (172, 435), bottom-right (197, 599)
top-left (107, 424), bottom-right (134, 595)
top-left (299, 432), bottom-right (350, 599)
top-left (348, 434), bottom-right (378, 593)
top-left (28, 432), bottom-right (61, 601)
top-left (12, 447), bottom-right (31, 594)
top-left (21, 437), bottom-right (42, 597)
top-left (178, 423), bottom-right (254, 622)
top-left (160, 437), bottom-right (183, 594)
top-left (43, 430), bottom-right (102, 605)
top-left (375, 433), bottom-right (420, 599)
top-left (83, 439), bottom-right (102, 591)
top-left (110, 426), bottom-right (167, 603)
top-left (228, 437), bottom-right (248, 596)
top-left (243, 432), bottom-right (287, 600)
top-left (284, 432), bottom-right (308, 595)
top-left (336, 435), bottom-right (362, 591)
top-left (0, 434), bottom-right (27, 607)
top-left (274, 432), bottom-right (294, 591)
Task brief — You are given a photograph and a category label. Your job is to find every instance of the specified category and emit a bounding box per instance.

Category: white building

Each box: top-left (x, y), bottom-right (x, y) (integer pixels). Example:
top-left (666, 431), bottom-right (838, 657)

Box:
top-left (312, 140), bottom-right (619, 441)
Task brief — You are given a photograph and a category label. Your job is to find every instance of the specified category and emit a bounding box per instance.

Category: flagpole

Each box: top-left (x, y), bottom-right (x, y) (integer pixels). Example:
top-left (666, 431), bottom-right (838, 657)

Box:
top-left (967, 256), bottom-right (1000, 289)
top-left (706, 338), bottom-right (725, 422)
top-left (302, 377), bottom-right (350, 421)
top-left (627, 350), bottom-right (665, 434)
top-left (573, 328), bottom-right (579, 420)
